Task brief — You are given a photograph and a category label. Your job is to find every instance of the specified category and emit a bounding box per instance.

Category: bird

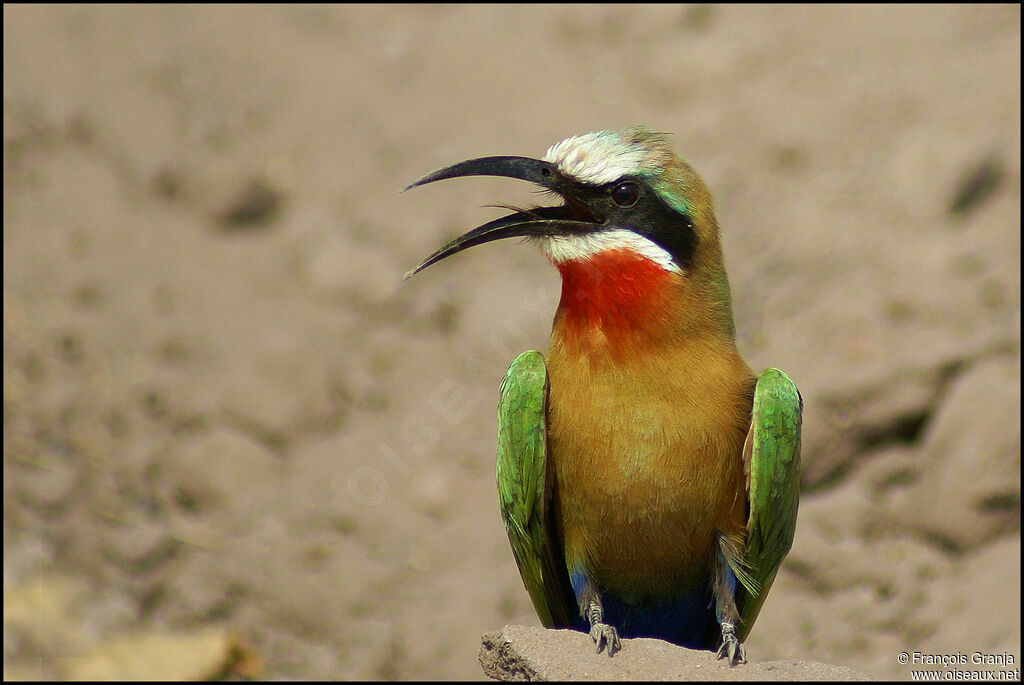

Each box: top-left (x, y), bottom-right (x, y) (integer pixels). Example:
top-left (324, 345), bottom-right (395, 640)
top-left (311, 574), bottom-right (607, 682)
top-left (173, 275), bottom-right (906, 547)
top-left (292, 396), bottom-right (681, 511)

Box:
top-left (403, 126), bottom-right (801, 664)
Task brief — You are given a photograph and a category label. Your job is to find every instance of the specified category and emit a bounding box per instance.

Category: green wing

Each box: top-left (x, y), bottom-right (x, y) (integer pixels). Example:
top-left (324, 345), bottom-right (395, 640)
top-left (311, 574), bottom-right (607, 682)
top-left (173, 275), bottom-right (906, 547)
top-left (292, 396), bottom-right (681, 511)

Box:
top-left (496, 350), bottom-right (575, 628)
top-left (737, 367), bottom-right (802, 641)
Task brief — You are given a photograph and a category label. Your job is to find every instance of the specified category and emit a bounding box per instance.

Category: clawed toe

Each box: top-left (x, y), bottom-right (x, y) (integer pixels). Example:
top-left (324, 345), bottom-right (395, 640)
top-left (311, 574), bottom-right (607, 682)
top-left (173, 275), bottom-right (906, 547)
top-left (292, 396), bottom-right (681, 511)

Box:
top-left (716, 621), bottom-right (746, 666)
top-left (590, 622), bottom-right (621, 657)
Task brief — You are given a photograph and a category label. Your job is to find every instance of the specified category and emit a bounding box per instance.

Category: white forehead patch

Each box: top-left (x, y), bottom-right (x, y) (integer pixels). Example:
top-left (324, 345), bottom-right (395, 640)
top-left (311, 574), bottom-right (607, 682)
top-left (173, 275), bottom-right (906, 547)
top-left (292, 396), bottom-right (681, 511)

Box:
top-left (542, 129), bottom-right (664, 186)
top-left (539, 229), bottom-right (680, 273)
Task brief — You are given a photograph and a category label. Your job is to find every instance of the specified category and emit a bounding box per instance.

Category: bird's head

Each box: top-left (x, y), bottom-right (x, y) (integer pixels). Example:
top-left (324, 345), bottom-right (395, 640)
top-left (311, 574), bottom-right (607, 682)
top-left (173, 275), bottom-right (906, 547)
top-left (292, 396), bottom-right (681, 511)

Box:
top-left (404, 126), bottom-right (736, 339)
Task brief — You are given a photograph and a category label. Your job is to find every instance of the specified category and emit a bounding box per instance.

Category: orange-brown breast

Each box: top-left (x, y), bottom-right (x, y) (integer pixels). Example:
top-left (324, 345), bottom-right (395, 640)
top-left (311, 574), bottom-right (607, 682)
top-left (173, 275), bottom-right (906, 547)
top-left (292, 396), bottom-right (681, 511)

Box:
top-left (545, 250), bottom-right (754, 604)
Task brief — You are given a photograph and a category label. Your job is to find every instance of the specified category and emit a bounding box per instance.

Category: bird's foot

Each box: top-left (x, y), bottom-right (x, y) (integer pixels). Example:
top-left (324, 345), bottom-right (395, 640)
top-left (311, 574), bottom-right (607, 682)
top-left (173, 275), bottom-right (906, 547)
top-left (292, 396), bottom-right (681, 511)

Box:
top-left (589, 621), bottom-right (621, 657)
top-left (581, 583), bottom-right (620, 656)
top-left (716, 621), bottom-right (746, 666)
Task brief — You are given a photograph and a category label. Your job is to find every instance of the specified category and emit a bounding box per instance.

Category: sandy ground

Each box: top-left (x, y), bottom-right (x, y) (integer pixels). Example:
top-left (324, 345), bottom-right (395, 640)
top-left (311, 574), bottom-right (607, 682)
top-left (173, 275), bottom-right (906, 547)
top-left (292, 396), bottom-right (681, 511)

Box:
top-left (3, 4), bottom-right (1020, 681)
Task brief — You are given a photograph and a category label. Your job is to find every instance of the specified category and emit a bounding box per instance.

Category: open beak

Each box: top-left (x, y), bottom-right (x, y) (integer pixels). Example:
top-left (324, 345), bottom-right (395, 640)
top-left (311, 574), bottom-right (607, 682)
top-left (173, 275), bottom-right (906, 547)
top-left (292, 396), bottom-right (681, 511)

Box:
top-left (402, 156), bottom-right (600, 279)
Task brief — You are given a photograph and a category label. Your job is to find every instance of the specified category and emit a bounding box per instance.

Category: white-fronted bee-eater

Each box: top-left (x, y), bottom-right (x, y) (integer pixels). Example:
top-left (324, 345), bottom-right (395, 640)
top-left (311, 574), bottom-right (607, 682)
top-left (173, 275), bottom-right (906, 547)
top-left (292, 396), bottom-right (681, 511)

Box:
top-left (404, 126), bottom-right (802, 664)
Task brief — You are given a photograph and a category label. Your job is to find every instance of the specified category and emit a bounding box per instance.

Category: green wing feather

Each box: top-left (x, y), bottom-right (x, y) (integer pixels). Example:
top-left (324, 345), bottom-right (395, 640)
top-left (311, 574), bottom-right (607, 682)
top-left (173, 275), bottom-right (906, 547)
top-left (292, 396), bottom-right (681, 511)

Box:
top-left (496, 350), bottom-right (576, 628)
top-left (737, 367), bottom-right (802, 641)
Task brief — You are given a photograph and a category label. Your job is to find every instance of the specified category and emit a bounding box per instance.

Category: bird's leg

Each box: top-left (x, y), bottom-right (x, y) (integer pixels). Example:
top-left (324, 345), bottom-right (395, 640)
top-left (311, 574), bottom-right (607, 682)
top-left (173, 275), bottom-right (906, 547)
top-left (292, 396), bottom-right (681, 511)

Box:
top-left (713, 545), bottom-right (746, 666)
top-left (578, 579), bottom-right (621, 656)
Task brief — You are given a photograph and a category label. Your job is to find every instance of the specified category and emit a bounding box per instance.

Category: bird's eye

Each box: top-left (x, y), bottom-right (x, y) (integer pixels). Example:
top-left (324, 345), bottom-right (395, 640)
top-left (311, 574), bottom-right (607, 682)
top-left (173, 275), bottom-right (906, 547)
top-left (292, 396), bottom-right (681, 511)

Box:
top-left (610, 182), bottom-right (640, 207)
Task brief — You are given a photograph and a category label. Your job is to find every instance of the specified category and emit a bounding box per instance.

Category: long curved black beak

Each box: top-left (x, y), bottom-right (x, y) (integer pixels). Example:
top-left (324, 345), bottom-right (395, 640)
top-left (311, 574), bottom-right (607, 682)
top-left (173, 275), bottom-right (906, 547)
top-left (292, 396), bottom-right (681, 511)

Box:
top-left (402, 156), bottom-right (559, 193)
top-left (402, 156), bottom-right (596, 279)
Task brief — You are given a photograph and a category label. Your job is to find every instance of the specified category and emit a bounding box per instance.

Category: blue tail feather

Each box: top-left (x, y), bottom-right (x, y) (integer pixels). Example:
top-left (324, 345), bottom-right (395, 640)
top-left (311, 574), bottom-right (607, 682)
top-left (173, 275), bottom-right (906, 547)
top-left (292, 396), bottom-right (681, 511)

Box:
top-left (570, 567), bottom-right (736, 649)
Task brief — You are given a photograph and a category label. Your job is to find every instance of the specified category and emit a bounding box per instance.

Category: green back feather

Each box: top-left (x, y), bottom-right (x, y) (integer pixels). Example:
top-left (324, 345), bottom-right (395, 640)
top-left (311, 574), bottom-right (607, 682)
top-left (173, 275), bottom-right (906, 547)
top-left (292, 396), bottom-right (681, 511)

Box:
top-left (737, 367), bottom-right (802, 641)
top-left (496, 350), bottom-right (575, 628)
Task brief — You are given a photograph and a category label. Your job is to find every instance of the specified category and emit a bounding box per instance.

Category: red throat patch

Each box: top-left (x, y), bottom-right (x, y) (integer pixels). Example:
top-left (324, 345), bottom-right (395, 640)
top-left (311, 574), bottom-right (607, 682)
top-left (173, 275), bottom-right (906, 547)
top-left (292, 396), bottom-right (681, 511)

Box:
top-left (553, 249), bottom-right (677, 353)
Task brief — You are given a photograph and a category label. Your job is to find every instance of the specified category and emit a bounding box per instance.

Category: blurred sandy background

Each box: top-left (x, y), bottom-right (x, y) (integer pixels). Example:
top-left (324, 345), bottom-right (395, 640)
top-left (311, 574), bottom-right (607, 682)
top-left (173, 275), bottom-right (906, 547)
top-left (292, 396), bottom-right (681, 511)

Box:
top-left (3, 4), bottom-right (1020, 680)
